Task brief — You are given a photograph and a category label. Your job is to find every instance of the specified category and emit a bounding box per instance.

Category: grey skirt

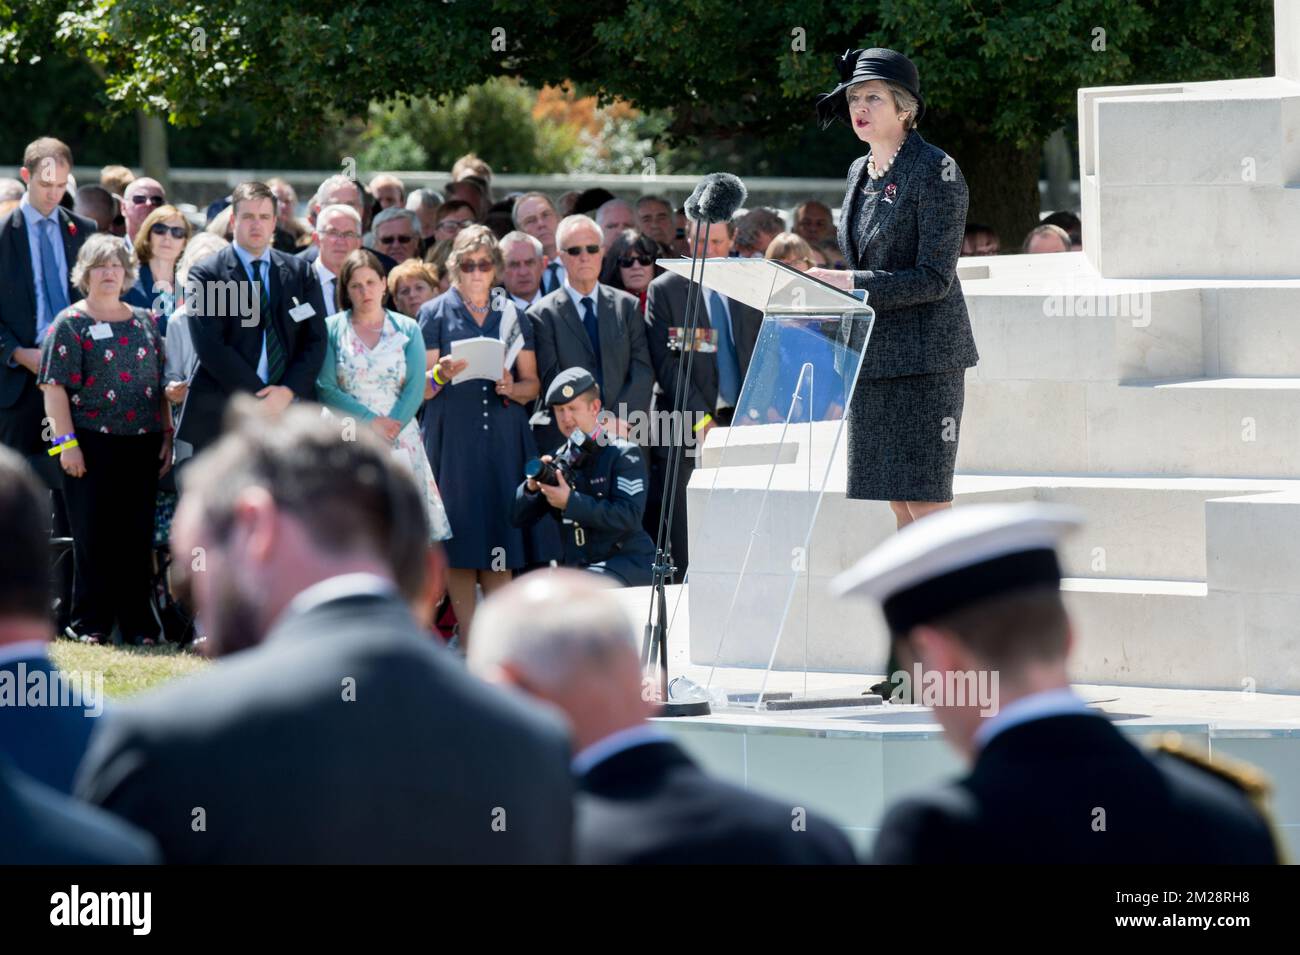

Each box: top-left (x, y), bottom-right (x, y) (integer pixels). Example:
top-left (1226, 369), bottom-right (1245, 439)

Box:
top-left (845, 368), bottom-right (967, 502)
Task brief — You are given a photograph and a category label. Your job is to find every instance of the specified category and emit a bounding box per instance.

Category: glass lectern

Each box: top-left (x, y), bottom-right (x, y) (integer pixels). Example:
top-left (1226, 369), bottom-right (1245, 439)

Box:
top-left (651, 257), bottom-right (874, 709)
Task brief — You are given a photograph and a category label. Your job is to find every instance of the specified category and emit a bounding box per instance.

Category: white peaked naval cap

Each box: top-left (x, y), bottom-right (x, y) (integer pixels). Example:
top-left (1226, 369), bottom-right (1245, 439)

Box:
top-left (828, 503), bottom-right (1085, 633)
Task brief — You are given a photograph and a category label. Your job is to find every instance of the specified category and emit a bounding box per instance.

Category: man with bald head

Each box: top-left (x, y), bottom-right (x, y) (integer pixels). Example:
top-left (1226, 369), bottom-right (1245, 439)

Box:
top-left (300, 174), bottom-right (396, 273)
top-left (469, 569), bottom-right (857, 864)
top-left (595, 198), bottom-right (635, 249)
top-left (121, 177), bottom-right (165, 249)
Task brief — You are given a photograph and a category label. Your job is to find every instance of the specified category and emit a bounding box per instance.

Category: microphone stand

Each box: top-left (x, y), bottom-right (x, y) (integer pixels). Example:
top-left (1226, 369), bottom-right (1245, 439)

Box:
top-left (642, 215), bottom-right (714, 717)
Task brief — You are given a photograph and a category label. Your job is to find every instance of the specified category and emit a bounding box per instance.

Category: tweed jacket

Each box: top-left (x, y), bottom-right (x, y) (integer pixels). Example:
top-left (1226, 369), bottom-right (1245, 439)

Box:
top-left (837, 130), bottom-right (979, 379)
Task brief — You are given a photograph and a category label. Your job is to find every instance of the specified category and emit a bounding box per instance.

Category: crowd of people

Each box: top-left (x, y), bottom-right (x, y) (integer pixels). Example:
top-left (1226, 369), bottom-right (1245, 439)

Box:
top-left (1, 136), bottom-right (906, 651)
top-left (0, 132), bottom-right (1281, 867)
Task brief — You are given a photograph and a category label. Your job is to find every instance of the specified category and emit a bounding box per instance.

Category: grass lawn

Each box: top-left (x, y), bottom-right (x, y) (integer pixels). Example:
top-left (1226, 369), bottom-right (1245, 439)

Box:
top-left (49, 640), bottom-right (210, 699)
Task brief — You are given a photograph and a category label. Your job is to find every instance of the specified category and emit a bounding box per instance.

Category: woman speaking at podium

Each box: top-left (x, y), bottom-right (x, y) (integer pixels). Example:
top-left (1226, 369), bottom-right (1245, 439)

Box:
top-left (808, 48), bottom-right (979, 531)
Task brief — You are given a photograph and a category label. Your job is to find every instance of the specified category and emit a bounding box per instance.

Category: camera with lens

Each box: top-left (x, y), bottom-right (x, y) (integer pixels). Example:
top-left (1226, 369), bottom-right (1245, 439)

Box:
top-left (525, 428), bottom-right (596, 487)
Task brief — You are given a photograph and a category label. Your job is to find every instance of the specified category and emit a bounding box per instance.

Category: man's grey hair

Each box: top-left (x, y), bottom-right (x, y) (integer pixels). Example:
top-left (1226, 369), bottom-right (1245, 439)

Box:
top-left (1023, 223), bottom-right (1072, 252)
top-left (0, 177), bottom-right (25, 202)
top-left (467, 570), bottom-right (638, 690)
top-left (499, 230), bottom-right (544, 258)
top-left (595, 198), bottom-right (633, 227)
top-left (510, 191), bottom-right (558, 230)
top-left (634, 194), bottom-right (673, 215)
top-left (315, 203), bottom-right (362, 233)
top-left (71, 232), bottom-right (138, 294)
top-left (554, 214), bottom-right (602, 250)
top-left (311, 174), bottom-right (362, 213)
top-left (366, 207), bottom-right (421, 248)
top-left (406, 187), bottom-right (443, 212)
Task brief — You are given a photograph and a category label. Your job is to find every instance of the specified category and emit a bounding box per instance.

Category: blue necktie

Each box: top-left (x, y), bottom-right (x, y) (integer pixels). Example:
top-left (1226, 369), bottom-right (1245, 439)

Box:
top-left (545, 262), bottom-right (560, 293)
top-left (580, 296), bottom-right (603, 394)
top-left (710, 289), bottom-right (739, 407)
top-left (38, 219), bottom-right (68, 339)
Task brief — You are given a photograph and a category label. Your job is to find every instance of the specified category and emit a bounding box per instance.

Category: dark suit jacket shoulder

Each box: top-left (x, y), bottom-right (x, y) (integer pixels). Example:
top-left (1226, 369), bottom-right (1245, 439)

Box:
top-left (871, 714), bottom-right (1279, 864)
top-left (179, 245), bottom-right (326, 449)
top-left (576, 739), bottom-right (857, 864)
top-left (1, 756), bottom-right (158, 864)
top-left (75, 592), bottom-right (575, 863)
top-left (0, 653), bottom-right (96, 793)
top-left (838, 131), bottom-right (978, 378)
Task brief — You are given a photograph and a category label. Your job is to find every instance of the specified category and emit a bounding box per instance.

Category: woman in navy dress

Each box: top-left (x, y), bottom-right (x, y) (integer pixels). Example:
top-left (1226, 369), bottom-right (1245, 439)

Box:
top-left (418, 225), bottom-right (544, 643)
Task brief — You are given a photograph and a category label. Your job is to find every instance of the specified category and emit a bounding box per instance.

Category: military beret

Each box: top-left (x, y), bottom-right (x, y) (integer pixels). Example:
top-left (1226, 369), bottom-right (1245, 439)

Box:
top-left (545, 366), bottom-right (599, 405)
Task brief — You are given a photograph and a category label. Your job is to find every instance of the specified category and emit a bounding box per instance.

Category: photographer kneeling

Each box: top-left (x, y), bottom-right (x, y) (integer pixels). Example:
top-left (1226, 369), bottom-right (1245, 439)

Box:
top-left (512, 367), bottom-right (654, 586)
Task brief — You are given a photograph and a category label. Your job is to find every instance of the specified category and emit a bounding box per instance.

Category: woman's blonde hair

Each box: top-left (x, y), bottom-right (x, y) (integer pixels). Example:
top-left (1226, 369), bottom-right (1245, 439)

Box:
top-left (764, 231), bottom-right (815, 268)
top-left (71, 232), bottom-right (137, 294)
top-left (445, 224), bottom-right (502, 285)
top-left (387, 258), bottom-right (440, 299)
top-left (134, 203), bottom-right (192, 264)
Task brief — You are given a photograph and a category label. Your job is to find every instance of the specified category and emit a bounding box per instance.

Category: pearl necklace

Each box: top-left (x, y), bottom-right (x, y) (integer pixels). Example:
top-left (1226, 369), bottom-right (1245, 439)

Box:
top-left (867, 139), bottom-right (904, 180)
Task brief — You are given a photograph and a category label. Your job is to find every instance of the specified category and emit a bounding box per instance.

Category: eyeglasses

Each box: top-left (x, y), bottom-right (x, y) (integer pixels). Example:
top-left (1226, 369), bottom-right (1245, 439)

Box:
top-left (379, 234), bottom-right (414, 245)
top-left (321, 228), bottom-right (360, 241)
top-left (617, 254), bottom-right (654, 268)
top-left (151, 223), bottom-right (187, 239)
top-left (563, 245), bottom-right (601, 257)
top-left (130, 194), bottom-right (165, 207)
top-left (437, 219), bottom-right (471, 231)
top-left (458, 259), bottom-right (494, 273)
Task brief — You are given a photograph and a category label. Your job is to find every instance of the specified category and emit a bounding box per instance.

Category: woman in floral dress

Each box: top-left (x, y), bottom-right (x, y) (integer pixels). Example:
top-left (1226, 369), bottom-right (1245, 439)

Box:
top-left (316, 249), bottom-right (452, 542)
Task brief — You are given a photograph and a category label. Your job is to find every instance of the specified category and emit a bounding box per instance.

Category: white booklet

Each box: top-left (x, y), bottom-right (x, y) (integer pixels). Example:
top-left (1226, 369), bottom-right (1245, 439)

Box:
top-left (450, 336), bottom-right (506, 384)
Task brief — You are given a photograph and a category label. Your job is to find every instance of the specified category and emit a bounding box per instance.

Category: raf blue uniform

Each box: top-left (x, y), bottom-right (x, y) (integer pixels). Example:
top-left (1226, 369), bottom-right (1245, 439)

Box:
top-left (512, 369), bottom-right (655, 586)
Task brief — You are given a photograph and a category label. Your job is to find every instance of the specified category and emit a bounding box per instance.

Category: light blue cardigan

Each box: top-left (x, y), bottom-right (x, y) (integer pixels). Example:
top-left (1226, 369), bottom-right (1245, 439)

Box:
top-left (316, 309), bottom-right (427, 426)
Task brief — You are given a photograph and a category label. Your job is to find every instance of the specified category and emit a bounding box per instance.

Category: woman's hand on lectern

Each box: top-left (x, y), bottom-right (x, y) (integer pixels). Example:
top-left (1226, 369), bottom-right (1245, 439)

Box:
top-left (807, 267), bottom-right (854, 291)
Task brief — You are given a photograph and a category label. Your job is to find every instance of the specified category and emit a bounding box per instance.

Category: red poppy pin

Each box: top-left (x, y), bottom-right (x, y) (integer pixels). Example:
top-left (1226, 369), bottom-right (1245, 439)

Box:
top-left (67, 220), bottom-right (77, 237)
top-left (883, 183), bottom-right (898, 204)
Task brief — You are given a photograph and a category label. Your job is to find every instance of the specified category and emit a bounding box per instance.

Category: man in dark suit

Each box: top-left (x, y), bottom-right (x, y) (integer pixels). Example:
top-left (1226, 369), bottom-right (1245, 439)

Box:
top-left (180, 181), bottom-right (326, 453)
top-left (0, 138), bottom-right (95, 634)
top-left (0, 447), bottom-right (99, 793)
top-left (644, 216), bottom-right (763, 575)
top-left (830, 503), bottom-right (1282, 864)
top-left (469, 569), bottom-right (857, 864)
top-left (76, 400), bottom-right (575, 863)
top-left (0, 137), bottom-right (96, 461)
top-left (526, 214), bottom-right (653, 452)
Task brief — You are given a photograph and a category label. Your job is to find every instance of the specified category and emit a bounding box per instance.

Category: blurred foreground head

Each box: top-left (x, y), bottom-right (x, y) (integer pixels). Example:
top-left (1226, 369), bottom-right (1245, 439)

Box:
top-left (171, 398), bottom-right (431, 657)
top-left (468, 569), bottom-right (655, 750)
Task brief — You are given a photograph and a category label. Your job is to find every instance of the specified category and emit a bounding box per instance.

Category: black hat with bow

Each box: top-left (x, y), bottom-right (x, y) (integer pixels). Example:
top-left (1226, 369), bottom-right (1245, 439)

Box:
top-left (814, 47), bottom-right (925, 131)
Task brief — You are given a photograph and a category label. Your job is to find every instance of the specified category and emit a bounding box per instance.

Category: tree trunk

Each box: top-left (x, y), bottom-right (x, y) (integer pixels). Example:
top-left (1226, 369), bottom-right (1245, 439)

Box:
top-left (954, 136), bottom-right (1042, 255)
top-left (137, 112), bottom-right (171, 192)
top-left (1043, 127), bottom-right (1074, 212)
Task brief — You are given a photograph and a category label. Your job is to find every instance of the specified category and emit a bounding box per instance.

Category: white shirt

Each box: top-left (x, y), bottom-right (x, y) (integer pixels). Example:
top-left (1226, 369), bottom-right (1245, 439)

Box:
top-left (512, 288), bottom-right (543, 312)
top-left (571, 723), bottom-right (672, 777)
top-left (563, 277), bottom-right (601, 317)
top-left (972, 686), bottom-right (1095, 752)
top-left (313, 256), bottom-right (339, 318)
top-left (282, 572), bottom-right (398, 622)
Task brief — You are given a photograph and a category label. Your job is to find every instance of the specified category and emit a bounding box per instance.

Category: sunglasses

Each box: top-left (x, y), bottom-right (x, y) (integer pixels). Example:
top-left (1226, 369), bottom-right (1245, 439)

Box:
top-left (131, 194), bottom-right (165, 207)
top-left (379, 234), bottom-right (414, 245)
top-left (459, 259), bottom-right (494, 273)
top-left (150, 223), bottom-right (187, 239)
top-left (563, 244), bottom-right (601, 257)
top-left (617, 254), bottom-right (654, 268)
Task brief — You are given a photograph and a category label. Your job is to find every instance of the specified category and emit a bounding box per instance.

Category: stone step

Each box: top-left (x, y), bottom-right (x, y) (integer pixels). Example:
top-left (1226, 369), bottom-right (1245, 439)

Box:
top-left (959, 375), bottom-right (1300, 476)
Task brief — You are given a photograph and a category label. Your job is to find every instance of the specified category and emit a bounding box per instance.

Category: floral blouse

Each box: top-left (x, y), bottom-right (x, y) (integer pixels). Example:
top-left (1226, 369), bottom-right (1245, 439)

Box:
top-left (38, 305), bottom-right (165, 435)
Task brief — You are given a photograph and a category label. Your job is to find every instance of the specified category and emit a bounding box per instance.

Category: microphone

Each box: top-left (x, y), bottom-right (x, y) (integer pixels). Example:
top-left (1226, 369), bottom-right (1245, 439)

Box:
top-left (684, 173), bottom-right (747, 224)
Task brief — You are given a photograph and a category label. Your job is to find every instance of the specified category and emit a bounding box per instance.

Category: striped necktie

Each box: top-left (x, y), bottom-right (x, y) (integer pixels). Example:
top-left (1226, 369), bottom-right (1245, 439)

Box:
top-left (252, 259), bottom-right (285, 384)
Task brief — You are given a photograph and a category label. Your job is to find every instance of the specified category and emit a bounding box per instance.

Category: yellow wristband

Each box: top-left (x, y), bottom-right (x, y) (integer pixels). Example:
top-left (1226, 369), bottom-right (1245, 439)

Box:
top-left (48, 438), bottom-right (79, 456)
top-left (432, 366), bottom-right (447, 386)
top-left (692, 414), bottom-right (713, 433)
